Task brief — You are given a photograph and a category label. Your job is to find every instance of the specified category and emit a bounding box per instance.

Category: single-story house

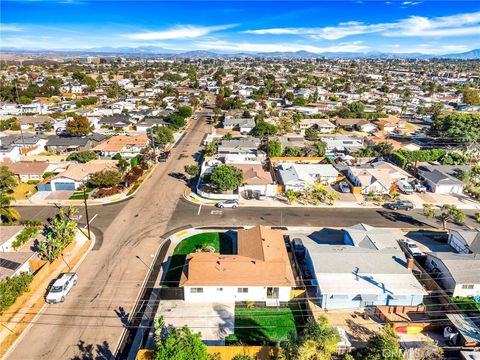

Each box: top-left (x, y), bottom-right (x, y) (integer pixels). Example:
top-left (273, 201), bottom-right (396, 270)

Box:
top-left (448, 229), bottom-right (480, 254)
top-left (335, 118), bottom-right (377, 133)
top-left (234, 164), bottom-right (277, 197)
top-left (417, 165), bottom-right (467, 194)
top-left (45, 133), bottom-right (105, 154)
top-left (347, 161), bottom-right (410, 195)
top-left (180, 226), bottom-right (295, 303)
top-left (0, 226), bottom-right (24, 252)
top-left (302, 240), bottom-right (427, 310)
top-left (299, 118), bottom-right (336, 133)
top-left (0, 251), bottom-right (36, 281)
top-left (223, 117), bottom-right (256, 134)
top-left (92, 134), bottom-right (149, 158)
top-left (217, 137), bottom-right (261, 155)
top-left (98, 114), bottom-right (131, 130)
top-left (0, 133), bottom-right (47, 157)
top-left (374, 116), bottom-right (406, 133)
top-left (17, 115), bottom-right (55, 130)
top-left (5, 161), bottom-right (49, 183)
top-left (38, 160), bottom-right (117, 191)
top-left (136, 118), bottom-right (170, 133)
top-left (276, 163), bottom-right (340, 191)
top-left (425, 252), bottom-right (480, 297)
top-left (321, 136), bottom-right (364, 155)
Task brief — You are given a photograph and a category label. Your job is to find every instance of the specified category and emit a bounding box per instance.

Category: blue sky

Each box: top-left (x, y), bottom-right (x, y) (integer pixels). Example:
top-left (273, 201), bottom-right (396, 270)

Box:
top-left (1, 1), bottom-right (480, 54)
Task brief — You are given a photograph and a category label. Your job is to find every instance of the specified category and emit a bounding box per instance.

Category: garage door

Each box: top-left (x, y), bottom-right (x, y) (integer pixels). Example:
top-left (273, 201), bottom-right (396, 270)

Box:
top-left (54, 182), bottom-right (75, 191)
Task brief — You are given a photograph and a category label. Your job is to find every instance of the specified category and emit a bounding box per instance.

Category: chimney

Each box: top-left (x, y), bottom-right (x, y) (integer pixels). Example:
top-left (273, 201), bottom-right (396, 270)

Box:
top-left (406, 257), bottom-right (414, 270)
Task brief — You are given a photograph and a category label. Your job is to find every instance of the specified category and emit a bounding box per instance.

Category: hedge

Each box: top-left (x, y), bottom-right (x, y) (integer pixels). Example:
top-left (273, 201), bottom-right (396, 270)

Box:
top-left (0, 273), bottom-right (33, 313)
top-left (391, 149), bottom-right (452, 169)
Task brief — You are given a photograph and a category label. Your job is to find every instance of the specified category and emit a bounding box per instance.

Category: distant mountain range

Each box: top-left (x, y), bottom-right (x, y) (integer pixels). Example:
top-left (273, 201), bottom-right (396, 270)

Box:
top-left (2, 46), bottom-right (480, 59)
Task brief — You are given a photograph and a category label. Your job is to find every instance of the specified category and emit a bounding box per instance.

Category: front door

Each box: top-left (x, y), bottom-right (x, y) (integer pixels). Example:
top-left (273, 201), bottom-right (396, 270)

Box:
top-left (267, 287), bottom-right (279, 299)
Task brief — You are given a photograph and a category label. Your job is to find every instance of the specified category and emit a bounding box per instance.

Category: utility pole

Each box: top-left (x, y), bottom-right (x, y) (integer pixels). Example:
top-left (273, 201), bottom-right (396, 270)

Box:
top-left (83, 187), bottom-right (91, 240)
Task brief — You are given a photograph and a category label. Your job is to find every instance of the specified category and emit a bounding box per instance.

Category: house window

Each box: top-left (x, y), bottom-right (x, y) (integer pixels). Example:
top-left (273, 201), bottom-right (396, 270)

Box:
top-left (267, 287), bottom-right (279, 299)
top-left (190, 288), bottom-right (203, 293)
top-left (462, 284), bottom-right (474, 289)
top-left (237, 288), bottom-right (248, 293)
top-left (216, 287), bottom-right (223, 292)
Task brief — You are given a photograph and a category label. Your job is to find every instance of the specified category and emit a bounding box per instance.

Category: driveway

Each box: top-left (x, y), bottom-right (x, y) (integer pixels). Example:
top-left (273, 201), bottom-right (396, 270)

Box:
top-left (158, 301), bottom-right (234, 345)
top-left (45, 190), bottom-right (74, 200)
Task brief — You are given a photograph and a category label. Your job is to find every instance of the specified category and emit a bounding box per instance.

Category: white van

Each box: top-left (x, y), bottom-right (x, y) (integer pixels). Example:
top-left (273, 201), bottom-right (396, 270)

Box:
top-left (396, 180), bottom-right (414, 194)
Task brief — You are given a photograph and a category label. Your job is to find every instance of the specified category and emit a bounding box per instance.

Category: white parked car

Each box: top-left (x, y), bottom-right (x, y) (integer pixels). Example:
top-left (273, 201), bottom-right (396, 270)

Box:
top-left (215, 200), bottom-right (239, 209)
top-left (401, 240), bottom-right (423, 257)
top-left (414, 184), bottom-right (427, 193)
top-left (46, 272), bottom-right (78, 304)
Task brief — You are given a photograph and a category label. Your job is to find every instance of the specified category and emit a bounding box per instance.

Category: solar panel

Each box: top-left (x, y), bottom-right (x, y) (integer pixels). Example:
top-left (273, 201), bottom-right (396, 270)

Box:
top-left (0, 258), bottom-right (21, 271)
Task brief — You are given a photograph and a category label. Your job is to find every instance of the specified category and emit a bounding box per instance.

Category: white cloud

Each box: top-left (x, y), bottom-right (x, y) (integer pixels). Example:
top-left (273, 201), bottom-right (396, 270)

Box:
top-left (244, 11), bottom-right (480, 40)
top-left (193, 40), bottom-right (369, 53)
top-left (0, 24), bottom-right (23, 32)
top-left (124, 24), bottom-right (236, 40)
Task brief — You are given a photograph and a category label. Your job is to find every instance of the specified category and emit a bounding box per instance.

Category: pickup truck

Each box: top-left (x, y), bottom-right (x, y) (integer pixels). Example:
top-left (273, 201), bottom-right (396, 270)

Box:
top-left (46, 272), bottom-right (78, 304)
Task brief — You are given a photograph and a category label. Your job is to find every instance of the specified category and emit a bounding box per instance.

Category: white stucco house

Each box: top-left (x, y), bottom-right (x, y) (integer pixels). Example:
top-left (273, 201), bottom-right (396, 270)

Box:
top-left (180, 226), bottom-right (295, 303)
top-left (276, 163), bottom-right (340, 191)
top-left (425, 252), bottom-right (480, 297)
top-left (347, 161), bottom-right (410, 195)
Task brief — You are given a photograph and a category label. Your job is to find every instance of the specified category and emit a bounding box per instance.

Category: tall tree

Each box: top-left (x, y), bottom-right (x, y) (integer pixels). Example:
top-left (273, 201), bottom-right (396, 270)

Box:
top-left (152, 126), bottom-right (174, 148)
top-left (207, 165), bottom-right (243, 192)
top-left (154, 320), bottom-right (210, 360)
top-left (463, 85), bottom-right (480, 106)
top-left (361, 326), bottom-right (403, 360)
top-left (66, 115), bottom-right (93, 136)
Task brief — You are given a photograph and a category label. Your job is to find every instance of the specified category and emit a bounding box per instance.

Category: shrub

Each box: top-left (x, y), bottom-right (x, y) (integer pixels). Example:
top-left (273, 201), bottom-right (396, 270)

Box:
top-left (26, 180), bottom-right (40, 185)
top-left (0, 273), bottom-right (33, 313)
top-left (42, 172), bottom-right (54, 179)
top-left (88, 169), bottom-right (122, 188)
top-left (95, 186), bottom-right (123, 198)
top-left (67, 151), bottom-right (98, 163)
top-left (12, 226), bottom-right (39, 250)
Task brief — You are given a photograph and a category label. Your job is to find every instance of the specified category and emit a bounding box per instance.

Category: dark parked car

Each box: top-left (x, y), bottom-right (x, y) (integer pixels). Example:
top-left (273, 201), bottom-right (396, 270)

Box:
top-left (158, 152), bottom-right (171, 162)
top-left (385, 200), bottom-right (414, 211)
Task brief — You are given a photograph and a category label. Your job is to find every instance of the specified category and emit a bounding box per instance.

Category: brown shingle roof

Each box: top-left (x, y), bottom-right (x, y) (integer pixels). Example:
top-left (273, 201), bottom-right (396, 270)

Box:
top-left (179, 226), bottom-right (295, 287)
top-left (4, 161), bottom-right (49, 175)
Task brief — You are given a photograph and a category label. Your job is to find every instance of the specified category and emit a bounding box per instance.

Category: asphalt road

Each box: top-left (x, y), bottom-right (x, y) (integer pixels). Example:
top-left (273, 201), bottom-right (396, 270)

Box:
top-left (5, 111), bottom-right (211, 360)
top-left (7, 117), bottom-right (478, 359)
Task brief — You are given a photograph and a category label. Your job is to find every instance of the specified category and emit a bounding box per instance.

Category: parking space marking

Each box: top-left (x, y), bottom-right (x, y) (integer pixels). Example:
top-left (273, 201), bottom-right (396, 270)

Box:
top-left (197, 205), bottom-right (202, 215)
top-left (210, 210), bottom-right (223, 215)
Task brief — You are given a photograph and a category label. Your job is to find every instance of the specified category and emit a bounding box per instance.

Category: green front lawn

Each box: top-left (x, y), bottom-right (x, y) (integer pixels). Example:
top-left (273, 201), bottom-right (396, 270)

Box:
top-left (163, 232), bottom-right (233, 287)
top-left (227, 304), bottom-right (301, 344)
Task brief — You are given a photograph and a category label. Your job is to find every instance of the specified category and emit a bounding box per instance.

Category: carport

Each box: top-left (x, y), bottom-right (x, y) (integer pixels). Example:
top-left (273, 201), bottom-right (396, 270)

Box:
top-left (157, 301), bottom-right (234, 345)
